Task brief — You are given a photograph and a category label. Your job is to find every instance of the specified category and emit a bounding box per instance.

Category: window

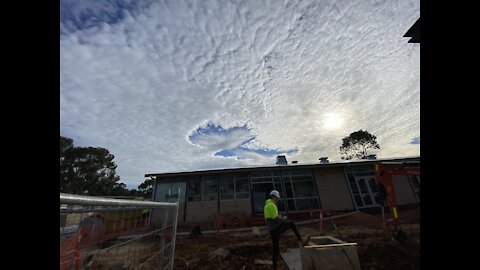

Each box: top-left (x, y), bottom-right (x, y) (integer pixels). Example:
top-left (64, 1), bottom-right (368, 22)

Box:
top-left (295, 198), bottom-right (319, 210)
top-left (286, 199), bottom-right (296, 211)
top-left (203, 176), bottom-right (218, 201)
top-left (357, 178), bottom-right (369, 193)
top-left (187, 177), bottom-right (202, 202)
top-left (155, 180), bottom-right (187, 203)
top-left (235, 173), bottom-right (250, 199)
top-left (368, 178), bottom-right (378, 192)
top-left (292, 181), bottom-right (316, 197)
top-left (354, 195), bottom-right (364, 207)
top-left (347, 173), bottom-right (380, 208)
top-left (219, 174), bottom-right (234, 200)
top-left (283, 170), bottom-right (319, 211)
top-left (408, 175), bottom-right (420, 202)
top-left (347, 175), bottom-right (359, 194)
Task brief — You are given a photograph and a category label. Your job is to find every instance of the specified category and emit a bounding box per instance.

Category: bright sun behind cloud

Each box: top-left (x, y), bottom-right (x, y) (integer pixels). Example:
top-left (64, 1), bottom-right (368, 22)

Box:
top-left (323, 113), bottom-right (344, 129)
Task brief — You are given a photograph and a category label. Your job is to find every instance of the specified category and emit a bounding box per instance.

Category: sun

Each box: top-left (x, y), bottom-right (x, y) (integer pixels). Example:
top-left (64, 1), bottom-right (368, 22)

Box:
top-left (323, 113), bottom-right (344, 129)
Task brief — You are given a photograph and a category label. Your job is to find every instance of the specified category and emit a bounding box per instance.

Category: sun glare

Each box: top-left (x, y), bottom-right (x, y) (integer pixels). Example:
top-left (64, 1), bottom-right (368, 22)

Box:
top-left (323, 113), bottom-right (344, 129)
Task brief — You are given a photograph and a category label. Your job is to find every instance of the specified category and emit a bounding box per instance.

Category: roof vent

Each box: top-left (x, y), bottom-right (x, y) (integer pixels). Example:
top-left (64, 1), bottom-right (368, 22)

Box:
top-left (319, 157), bottom-right (329, 164)
top-left (276, 155), bottom-right (288, 165)
top-left (291, 161), bottom-right (298, 164)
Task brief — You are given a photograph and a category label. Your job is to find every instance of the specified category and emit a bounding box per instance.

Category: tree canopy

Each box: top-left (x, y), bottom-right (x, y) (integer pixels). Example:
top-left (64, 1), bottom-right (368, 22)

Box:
top-left (339, 130), bottom-right (380, 160)
top-left (60, 136), bottom-right (130, 196)
top-left (137, 178), bottom-right (154, 199)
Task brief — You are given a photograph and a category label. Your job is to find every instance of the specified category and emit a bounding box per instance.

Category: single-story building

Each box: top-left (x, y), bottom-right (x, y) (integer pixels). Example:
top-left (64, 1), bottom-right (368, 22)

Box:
top-left (145, 156), bottom-right (420, 225)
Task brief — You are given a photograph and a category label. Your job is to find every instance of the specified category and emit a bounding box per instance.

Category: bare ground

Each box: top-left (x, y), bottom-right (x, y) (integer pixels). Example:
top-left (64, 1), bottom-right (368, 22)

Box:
top-left (173, 207), bottom-right (420, 270)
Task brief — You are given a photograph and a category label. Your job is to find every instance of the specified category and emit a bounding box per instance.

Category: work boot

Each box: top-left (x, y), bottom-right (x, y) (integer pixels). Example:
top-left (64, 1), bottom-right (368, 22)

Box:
top-left (298, 234), bottom-right (311, 246)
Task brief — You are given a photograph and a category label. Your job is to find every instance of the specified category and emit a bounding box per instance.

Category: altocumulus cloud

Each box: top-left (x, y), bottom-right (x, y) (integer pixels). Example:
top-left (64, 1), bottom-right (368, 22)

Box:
top-left (60, 0), bottom-right (419, 187)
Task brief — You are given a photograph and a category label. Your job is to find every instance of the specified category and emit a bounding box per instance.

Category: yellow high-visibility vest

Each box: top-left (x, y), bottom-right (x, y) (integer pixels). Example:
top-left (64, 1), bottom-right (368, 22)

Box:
top-left (264, 199), bottom-right (278, 219)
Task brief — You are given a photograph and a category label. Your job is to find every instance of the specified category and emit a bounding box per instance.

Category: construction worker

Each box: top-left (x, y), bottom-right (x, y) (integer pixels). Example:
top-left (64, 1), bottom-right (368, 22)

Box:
top-left (264, 190), bottom-right (309, 270)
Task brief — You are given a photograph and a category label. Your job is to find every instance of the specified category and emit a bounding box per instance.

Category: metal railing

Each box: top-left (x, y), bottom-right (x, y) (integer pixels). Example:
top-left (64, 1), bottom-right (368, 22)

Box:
top-left (60, 191), bottom-right (180, 270)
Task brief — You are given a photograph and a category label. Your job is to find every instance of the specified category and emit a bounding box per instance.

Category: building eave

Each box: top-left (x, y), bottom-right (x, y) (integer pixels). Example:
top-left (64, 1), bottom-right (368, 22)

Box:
top-left (145, 156), bottom-right (420, 180)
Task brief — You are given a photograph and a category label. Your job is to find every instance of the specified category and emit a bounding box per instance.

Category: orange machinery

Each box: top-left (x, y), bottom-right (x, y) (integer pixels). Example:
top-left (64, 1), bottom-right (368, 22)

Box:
top-left (374, 161), bottom-right (420, 243)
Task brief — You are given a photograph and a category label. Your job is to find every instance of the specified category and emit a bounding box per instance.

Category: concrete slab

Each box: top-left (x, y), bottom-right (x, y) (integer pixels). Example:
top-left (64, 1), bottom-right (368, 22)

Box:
top-left (281, 248), bottom-right (302, 270)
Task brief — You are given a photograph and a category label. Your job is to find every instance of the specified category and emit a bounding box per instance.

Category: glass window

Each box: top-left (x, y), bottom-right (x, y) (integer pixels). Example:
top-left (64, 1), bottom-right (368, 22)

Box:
top-left (348, 181), bottom-right (359, 194)
top-left (155, 180), bottom-right (187, 203)
top-left (203, 176), bottom-right (217, 201)
top-left (357, 178), bottom-right (369, 193)
top-left (354, 195), bottom-right (364, 207)
top-left (286, 199), bottom-right (296, 211)
top-left (363, 195), bottom-right (373, 205)
top-left (187, 177), bottom-right (202, 202)
top-left (350, 175), bottom-right (381, 208)
top-left (295, 198), bottom-right (319, 210)
top-left (235, 173), bottom-right (250, 199)
top-left (410, 176), bottom-right (420, 188)
top-left (292, 181), bottom-right (316, 197)
top-left (273, 177), bottom-right (282, 192)
top-left (252, 183), bottom-right (273, 212)
top-left (368, 178), bottom-right (378, 193)
top-left (219, 174), bottom-right (234, 200)
top-left (284, 181), bottom-right (294, 198)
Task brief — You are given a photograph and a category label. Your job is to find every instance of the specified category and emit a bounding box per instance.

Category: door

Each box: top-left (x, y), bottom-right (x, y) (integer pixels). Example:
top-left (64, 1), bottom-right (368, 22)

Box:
top-left (352, 176), bottom-right (380, 208)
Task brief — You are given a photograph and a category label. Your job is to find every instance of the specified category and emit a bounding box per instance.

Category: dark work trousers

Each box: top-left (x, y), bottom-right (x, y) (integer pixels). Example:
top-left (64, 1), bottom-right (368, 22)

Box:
top-left (269, 221), bottom-right (301, 270)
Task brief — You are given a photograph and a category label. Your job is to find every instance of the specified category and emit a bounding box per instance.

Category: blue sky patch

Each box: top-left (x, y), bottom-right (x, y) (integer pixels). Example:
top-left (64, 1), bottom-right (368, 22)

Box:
top-left (189, 123), bottom-right (297, 159)
top-left (410, 137), bottom-right (420, 144)
top-left (60, 0), bottom-right (154, 34)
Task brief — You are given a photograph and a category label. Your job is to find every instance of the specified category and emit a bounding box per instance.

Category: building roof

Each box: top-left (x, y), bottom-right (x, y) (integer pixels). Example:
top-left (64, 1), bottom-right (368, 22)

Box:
top-left (145, 156), bottom-right (420, 179)
top-left (404, 18), bottom-right (420, 43)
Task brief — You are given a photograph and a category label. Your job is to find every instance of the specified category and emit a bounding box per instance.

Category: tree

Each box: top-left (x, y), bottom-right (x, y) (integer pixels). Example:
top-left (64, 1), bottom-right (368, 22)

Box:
top-left (60, 136), bottom-right (124, 196)
top-left (339, 130), bottom-right (380, 160)
top-left (111, 183), bottom-right (133, 196)
top-left (137, 178), bottom-right (154, 199)
top-left (60, 136), bottom-right (74, 192)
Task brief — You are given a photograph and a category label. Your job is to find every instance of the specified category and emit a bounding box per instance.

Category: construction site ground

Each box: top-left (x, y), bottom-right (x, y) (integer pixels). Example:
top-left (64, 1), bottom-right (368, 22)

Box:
top-left (173, 207), bottom-right (420, 270)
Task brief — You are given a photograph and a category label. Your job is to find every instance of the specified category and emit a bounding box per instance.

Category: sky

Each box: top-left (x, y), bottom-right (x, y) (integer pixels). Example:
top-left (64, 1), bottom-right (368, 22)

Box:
top-left (60, 0), bottom-right (420, 188)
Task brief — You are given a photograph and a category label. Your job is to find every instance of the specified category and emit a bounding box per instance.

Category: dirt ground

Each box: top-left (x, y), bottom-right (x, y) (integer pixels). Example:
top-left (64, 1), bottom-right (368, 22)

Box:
top-left (173, 207), bottom-right (420, 270)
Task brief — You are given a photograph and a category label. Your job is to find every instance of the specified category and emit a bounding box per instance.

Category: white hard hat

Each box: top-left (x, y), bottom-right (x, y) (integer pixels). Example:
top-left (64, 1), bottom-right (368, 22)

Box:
top-left (270, 190), bottom-right (281, 198)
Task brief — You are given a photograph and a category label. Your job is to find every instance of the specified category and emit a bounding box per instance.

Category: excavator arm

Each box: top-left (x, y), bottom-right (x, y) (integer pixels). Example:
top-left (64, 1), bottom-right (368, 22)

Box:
top-left (374, 161), bottom-right (420, 244)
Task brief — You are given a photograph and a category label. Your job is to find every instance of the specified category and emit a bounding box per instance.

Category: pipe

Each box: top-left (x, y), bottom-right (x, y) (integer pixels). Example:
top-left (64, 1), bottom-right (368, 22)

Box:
top-left (60, 193), bottom-right (177, 208)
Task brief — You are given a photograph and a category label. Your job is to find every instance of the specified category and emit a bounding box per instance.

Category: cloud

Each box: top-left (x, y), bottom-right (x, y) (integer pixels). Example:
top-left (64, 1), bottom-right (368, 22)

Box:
top-left (60, 0), bottom-right (419, 187)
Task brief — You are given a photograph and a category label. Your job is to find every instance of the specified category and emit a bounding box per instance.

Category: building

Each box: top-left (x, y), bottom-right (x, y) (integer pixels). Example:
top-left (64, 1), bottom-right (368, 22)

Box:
top-left (145, 156), bottom-right (420, 225)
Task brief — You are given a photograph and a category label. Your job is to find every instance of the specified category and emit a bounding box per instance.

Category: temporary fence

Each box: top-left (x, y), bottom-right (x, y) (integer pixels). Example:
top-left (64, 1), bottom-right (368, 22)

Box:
top-left (60, 191), bottom-right (179, 270)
